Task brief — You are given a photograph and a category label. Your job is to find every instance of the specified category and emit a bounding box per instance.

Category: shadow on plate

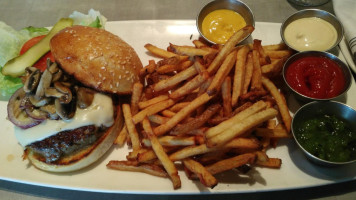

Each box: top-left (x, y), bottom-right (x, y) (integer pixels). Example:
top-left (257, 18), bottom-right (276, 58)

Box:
top-left (287, 139), bottom-right (356, 180)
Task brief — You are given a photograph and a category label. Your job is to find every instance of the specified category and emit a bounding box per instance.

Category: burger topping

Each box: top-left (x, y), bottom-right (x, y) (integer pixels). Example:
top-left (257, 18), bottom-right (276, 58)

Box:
top-left (14, 90), bottom-right (114, 147)
top-left (9, 61), bottom-right (115, 147)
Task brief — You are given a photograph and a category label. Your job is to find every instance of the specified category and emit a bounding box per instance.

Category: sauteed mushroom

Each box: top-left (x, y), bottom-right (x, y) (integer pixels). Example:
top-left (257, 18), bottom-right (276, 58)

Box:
top-left (23, 69), bottom-right (41, 93)
top-left (29, 95), bottom-right (50, 107)
top-left (40, 104), bottom-right (59, 120)
top-left (55, 97), bottom-right (76, 120)
top-left (76, 87), bottom-right (95, 109)
top-left (35, 69), bottom-right (53, 99)
top-left (54, 82), bottom-right (72, 104)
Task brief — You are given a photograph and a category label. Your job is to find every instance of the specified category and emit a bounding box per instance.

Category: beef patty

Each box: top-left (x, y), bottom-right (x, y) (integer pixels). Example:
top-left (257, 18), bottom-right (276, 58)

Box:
top-left (26, 125), bottom-right (107, 163)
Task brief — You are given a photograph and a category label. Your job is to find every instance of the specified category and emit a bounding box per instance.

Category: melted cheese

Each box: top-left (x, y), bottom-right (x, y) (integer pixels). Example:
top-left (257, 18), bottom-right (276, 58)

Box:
top-left (15, 93), bottom-right (114, 147)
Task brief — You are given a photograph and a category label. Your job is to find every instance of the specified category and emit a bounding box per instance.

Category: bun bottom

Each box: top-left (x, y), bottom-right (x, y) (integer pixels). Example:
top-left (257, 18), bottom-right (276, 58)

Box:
top-left (26, 105), bottom-right (124, 173)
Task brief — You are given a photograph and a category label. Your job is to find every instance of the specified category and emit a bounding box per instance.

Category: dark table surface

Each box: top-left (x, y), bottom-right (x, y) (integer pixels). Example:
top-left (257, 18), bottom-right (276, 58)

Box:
top-left (1, 0), bottom-right (355, 199)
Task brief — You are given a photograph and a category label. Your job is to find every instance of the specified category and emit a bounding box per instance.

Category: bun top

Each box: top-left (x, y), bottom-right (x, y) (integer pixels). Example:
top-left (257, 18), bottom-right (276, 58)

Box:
top-left (50, 25), bottom-right (142, 94)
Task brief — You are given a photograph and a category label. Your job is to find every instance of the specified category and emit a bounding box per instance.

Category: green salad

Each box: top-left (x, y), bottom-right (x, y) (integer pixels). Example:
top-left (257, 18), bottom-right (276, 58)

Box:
top-left (0, 9), bottom-right (106, 100)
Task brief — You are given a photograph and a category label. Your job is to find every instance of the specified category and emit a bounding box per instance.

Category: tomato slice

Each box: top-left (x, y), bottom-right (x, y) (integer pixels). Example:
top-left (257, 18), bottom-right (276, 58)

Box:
top-left (20, 35), bottom-right (55, 72)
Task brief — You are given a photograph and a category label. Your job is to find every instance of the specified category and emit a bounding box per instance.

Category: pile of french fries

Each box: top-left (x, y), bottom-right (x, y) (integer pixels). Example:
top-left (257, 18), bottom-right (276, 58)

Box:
top-left (107, 25), bottom-right (294, 189)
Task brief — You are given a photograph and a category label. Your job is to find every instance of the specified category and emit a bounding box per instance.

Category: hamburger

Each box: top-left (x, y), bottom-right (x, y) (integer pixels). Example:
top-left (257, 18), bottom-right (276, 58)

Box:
top-left (7, 25), bottom-right (142, 172)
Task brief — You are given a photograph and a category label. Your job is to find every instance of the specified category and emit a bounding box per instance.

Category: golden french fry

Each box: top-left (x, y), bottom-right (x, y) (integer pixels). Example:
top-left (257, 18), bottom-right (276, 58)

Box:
top-left (261, 76), bottom-right (292, 132)
top-left (262, 43), bottom-right (288, 51)
top-left (267, 119), bottom-right (277, 129)
top-left (206, 153), bottom-right (256, 175)
top-left (183, 158), bottom-right (218, 188)
top-left (170, 104), bottom-right (221, 136)
top-left (206, 108), bottom-right (278, 147)
top-left (131, 82), bottom-right (143, 115)
top-left (156, 64), bottom-right (180, 74)
top-left (132, 99), bottom-right (175, 124)
top-left (205, 100), bottom-right (267, 139)
top-left (186, 127), bottom-right (208, 136)
top-left (137, 147), bottom-right (177, 163)
top-left (231, 45), bottom-right (249, 106)
top-left (255, 157), bottom-right (282, 168)
top-left (207, 25), bottom-right (255, 74)
top-left (154, 93), bottom-right (212, 136)
top-left (114, 125), bottom-right (128, 147)
top-left (240, 90), bottom-right (268, 102)
top-left (140, 60), bottom-right (156, 78)
top-left (122, 104), bottom-right (141, 159)
top-left (250, 50), bottom-right (263, 91)
top-left (254, 151), bottom-right (269, 162)
top-left (178, 60), bottom-right (194, 71)
top-left (169, 137), bottom-right (258, 161)
top-left (169, 144), bottom-right (216, 161)
top-left (193, 59), bottom-right (208, 75)
top-left (193, 40), bottom-right (208, 48)
top-left (138, 95), bottom-right (169, 110)
top-left (169, 102), bottom-right (191, 112)
top-left (169, 71), bottom-right (209, 99)
top-left (253, 39), bottom-right (271, 66)
top-left (153, 65), bottom-right (197, 92)
top-left (107, 160), bottom-right (168, 177)
top-left (148, 114), bottom-right (170, 125)
top-left (265, 50), bottom-right (293, 59)
top-left (242, 52), bottom-right (254, 95)
top-left (142, 135), bottom-right (196, 147)
top-left (261, 58), bottom-right (287, 78)
top-left (207, 50), bottom-right (237, 96)
top-left (161, 109), bottom-right (176, 118)
top-left (221, 77), bottom-right (232, 116)
top-left (224, 137), bottom-right (261, 150)
top-left (170, 43), bottom-right (217, 56)
top-left (145, 43), bottom-right (183, 59)
top-left (142, 117), bottom-right (181, 189)
top-left (254, 128), bottom-right (291, 138)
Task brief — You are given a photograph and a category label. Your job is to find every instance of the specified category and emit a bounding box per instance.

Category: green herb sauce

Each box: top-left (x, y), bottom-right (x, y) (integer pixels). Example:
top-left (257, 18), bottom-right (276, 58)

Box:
top-left (295, 114), bottom-right (356, 162)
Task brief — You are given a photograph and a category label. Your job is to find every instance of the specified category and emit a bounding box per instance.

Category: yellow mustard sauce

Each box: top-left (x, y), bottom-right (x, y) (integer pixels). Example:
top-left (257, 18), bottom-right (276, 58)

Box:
top-left (202, 9), bottom-right (246, 44)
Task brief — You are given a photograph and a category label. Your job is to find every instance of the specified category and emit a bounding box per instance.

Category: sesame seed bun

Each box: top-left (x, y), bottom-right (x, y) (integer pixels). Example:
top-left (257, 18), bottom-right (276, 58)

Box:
top-left (50, 25), bottom-right (142, 94)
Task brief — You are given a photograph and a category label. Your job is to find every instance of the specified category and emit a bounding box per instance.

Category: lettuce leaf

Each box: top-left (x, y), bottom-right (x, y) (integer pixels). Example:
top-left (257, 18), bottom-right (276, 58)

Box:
top-left (19, 26), bottom-right (49, 38)
top-left (69, 9), bottom-right (107, 28)
top-left (0, 71), bottom-right (22, 100)
top-left (0, 22), bottom-right (48, 100)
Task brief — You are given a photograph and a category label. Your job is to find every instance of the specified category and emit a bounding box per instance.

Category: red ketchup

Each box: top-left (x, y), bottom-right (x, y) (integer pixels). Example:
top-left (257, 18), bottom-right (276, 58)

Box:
top-left (285, 56), bottom-right (345, 99)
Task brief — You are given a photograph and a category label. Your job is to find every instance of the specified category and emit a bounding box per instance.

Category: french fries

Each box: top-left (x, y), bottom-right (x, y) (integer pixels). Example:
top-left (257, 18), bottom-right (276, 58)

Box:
top-left (122, 104), bottom-right (141, 159)
top-left (109, 37), bottom-right (294, 189)
top-left (207, 25), bottom-right (255, 74)
top-left (232, 45), bottom-right (249, 107)
top-left (142, 117), bottom-right (181, 189)
top-left (183, 158), bottom-right (218, 188)
top-left (261, 76), bottom-right (292, 132)
top-left (107, 160), bottom-right (168, 177)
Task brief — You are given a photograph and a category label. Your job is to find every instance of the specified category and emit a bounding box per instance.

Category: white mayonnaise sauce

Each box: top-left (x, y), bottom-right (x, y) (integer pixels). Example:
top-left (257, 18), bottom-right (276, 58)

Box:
top-left (284, 17), bottom-right (337, 51)
top-left (15, 93), bottom-right (114, 147)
